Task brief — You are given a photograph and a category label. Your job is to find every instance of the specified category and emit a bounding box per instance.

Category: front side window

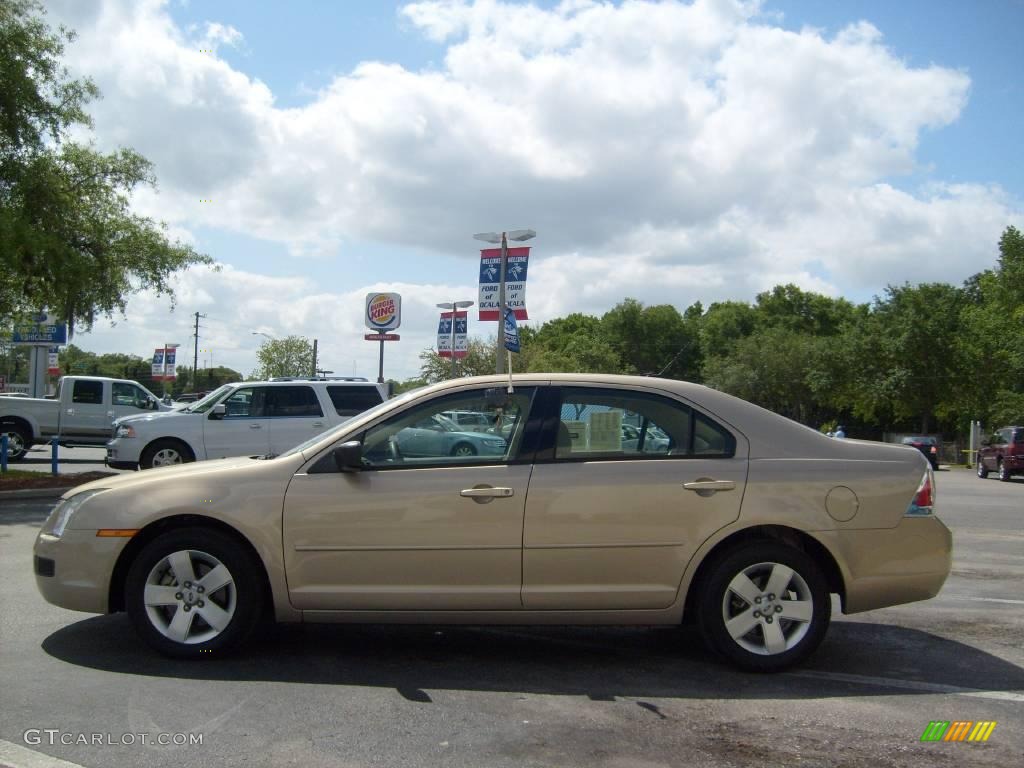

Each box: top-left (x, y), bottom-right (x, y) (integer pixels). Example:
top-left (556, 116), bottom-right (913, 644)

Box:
top-left (360, 388), bottom-right (535, 467)
top-left (222, 387), bottom-right (266, 418)
top-left (267, 386), bottom-right (323, 418)
top-left (72, 380), bottom-right (104, 404)
top-left (554, 388), bottom-right (735, 460)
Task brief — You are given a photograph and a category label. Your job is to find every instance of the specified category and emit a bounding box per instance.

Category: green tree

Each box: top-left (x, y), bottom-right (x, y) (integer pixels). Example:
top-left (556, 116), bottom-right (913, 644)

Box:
top-left (601, 298), bottom-right (701, 380)
top-left (419, 338), bottom-right (496, 383)
top-left (0, 0), bottom-right (210, 331)
top-left (254, 336), bottom-right (314, 380)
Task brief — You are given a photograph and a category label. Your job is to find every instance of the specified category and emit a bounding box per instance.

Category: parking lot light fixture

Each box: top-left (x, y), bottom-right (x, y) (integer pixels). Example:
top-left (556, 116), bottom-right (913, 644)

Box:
top-left (436, 300), bottom-right (475, 378)
top-left (472, 229), bottom-right (535, 373)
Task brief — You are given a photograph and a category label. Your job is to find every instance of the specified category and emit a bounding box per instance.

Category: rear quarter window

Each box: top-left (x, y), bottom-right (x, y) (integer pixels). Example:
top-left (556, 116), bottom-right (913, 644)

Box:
top-left (327, 386), bottom-right (384, 417)
top-left (72, 380), bottom-right (104, 404)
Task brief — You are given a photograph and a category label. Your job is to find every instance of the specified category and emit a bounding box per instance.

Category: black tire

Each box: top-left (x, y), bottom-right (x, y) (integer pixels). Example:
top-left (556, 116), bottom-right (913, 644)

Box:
top-left (998, 459), bottom-right (1011, 482)
top-left (696, 541), bottom-right (831, 672)
top-left (0, 421), bottom-right (32, 462)
top-left (125, 527), bottom-right (263, 658)
top-left (450, 442), bottom-right (478, 458)
top-left (977, 457), bottom-right (989, 479)
top-left (140, 439), bottom-right (194, 470)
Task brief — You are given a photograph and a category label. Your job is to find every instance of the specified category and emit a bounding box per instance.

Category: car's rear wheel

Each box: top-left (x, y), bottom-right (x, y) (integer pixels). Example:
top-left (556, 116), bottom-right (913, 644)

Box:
top-left (696, 542), bottom-right (830, 672)
top-left (998, 459), bottom-right (1011, 482)
top-left (0, 422), bottom-right (31, 462)
top-left (125, 528), bottom-right (263, 658)
top-left (140, 439), bottom-right (194, 469)
top-left (977, 457), bottom-right (989, 478)
top-left (450, 442), bottom-right (478, 457)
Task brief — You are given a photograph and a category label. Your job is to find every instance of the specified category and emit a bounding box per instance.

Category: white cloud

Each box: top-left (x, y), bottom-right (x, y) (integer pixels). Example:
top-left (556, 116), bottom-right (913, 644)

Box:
top-left (38, 0), bottom-right (1022, 374)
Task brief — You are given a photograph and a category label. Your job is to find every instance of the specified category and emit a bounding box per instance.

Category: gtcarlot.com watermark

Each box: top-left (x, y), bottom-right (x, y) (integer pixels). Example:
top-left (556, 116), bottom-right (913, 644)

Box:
top-left (24, 729), bottom-right (202, 747)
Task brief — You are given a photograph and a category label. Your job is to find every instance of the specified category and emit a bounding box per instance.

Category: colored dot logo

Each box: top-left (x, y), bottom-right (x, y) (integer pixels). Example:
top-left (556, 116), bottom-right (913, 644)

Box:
top-left (199, 199), bottom-right (213, 203)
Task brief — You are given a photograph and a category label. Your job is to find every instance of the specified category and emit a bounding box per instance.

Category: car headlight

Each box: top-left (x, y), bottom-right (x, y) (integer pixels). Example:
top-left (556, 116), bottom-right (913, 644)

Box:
top-left (114, 424), bottom-right (136, 438)
top-left (50, 489), bottom-right (108, 537)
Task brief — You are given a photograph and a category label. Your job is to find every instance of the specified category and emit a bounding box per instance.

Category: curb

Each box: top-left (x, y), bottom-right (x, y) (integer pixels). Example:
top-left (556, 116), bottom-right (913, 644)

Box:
top-left (0, 487), bottom-right (68, 501)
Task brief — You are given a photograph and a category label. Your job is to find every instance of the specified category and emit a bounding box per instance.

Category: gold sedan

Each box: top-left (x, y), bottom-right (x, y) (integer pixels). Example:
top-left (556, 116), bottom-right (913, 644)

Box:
top-left (34, 374), bottom-right (951, 671)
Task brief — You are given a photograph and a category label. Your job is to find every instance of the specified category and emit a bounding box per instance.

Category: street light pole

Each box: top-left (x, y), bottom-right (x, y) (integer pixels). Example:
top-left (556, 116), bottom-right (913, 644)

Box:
top-left (473, 229), bottom-right (535, 375)
top-left (436, 300), bottom-right (475, 379)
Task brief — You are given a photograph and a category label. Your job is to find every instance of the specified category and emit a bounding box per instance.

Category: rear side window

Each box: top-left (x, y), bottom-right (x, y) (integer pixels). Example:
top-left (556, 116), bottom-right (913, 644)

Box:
top-left (72, 380), bottom-right (104, 404)
top-left (267, 386), bottom-right (323, 418)
top-left (553, 387), bottom-right (736, 460)
top-left (327, 385), bottom-right (384, 417)
top-left (1012, 428), bottom-right (1024, 443)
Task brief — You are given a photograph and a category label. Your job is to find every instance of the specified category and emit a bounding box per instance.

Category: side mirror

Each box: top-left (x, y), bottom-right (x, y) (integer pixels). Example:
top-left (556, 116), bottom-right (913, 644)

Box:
top-left (332, 440), bottom-right (364, 473)
top-left (209, 403), bottom-right (226, 420)
top-left (148, 396), bottom-right (159, 410)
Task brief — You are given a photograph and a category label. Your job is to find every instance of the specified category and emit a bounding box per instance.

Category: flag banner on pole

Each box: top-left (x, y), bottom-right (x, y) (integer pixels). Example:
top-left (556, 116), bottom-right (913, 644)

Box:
top-left (503, 307), bottom-right (520, 353)
top-left (164, 348), bottom-right (177, 380)
top-left (47, 346), bottom-right (60, 375)
top-left (478, 247), bottom-right (529, 321)
top-left (437, 311), bottom-right (469, 359)
top-left (151, 349), bottom-right (165, 380)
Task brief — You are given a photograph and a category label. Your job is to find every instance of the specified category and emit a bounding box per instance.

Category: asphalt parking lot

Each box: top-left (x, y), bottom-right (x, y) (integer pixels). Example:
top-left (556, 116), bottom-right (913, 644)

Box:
top-left (0, 467), bottom-right (1020, 768)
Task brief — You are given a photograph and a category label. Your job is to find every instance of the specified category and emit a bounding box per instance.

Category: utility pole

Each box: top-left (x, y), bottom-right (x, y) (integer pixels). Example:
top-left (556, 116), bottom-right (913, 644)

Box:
top-left (192, 312), bottom-right (206, 391)
top-left (311, 338), bottom-right (318, 377)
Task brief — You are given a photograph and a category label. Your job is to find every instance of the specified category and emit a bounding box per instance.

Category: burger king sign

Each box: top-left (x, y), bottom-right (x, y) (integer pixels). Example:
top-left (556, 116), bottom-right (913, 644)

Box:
top-left (365, 292), bottom-right (402, 331)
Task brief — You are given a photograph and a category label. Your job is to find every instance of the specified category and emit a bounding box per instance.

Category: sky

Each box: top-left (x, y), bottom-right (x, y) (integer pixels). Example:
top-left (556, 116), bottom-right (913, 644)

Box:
top-left (38, 0), bottom-right (1024, 382)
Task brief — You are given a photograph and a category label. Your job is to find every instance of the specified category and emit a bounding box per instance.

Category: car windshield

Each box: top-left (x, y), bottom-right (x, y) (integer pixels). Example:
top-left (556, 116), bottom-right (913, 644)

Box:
top-left (902, 436), bottom-right (935, 444)
top-left (275, 390), bottom-right (418, 459)
top-left (183, 384), bottom-right (234, 413)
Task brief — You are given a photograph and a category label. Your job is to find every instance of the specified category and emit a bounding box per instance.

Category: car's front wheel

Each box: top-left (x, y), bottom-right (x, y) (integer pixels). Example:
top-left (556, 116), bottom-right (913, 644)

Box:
top-left (977, 457), bottom-right (989, 479)
top-left (450, 442), bottom-right (478, 457)
top-left (140, 439), bottom-right (194, 469)
top-left (696, 542), bottom-right (830, 672)
top-left (125, 528), bottom-right (263, 658)
top-left (998, 459), bottom-right (1012, 482)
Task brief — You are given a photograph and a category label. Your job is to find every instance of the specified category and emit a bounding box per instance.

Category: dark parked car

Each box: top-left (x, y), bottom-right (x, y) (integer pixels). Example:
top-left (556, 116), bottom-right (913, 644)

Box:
top-left (977, 426), bottom-right (1024, 482)
top-left (901, 436), bottom-right (939, 470)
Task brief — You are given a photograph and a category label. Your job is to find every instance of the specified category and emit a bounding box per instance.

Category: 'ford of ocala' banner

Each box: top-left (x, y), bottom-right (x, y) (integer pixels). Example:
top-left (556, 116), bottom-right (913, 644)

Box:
top-left (478, 248), bottom-right (529, 321)
top-left (365, 293), bottom-right (402, 331)
top-left (437, 311), bottom-right (468, 359)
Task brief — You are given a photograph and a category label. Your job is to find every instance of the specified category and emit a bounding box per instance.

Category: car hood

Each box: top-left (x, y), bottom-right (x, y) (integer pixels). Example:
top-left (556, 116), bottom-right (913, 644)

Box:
top-left (61, 455), bottom-right (267, 498)
top-left (115, 409), bottom-right (199, 426)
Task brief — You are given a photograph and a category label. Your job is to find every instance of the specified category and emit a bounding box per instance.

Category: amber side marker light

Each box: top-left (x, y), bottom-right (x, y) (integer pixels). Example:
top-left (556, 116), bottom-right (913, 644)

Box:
top-left (95, 529), bottom-right (140, 538)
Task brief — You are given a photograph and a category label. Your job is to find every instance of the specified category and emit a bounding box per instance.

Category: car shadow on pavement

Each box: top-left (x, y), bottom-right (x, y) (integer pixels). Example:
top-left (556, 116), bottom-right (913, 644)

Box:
top-left (42, 615), bottom-right (1024, 702)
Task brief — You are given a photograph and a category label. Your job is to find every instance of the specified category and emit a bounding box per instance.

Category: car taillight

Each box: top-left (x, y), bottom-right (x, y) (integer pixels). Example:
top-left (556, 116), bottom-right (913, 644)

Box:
top-left (905, 470), bottom-right (934, 517)
top-left (930, 445), bottom-right (937, 454)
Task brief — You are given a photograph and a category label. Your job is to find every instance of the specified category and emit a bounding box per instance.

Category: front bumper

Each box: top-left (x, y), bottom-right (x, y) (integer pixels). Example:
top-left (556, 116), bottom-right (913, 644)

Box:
top-left (105, 437), bottom-right (142, 468)
top-left (33, 530), bottom-right (129, 614)
top-left (819, 516), bottom-right (953, 614)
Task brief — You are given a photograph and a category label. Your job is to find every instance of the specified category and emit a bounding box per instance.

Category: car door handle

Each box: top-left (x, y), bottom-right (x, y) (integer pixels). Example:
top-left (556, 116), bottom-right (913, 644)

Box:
top-left (460, 487), bottom-right (514, 498)
top-left (311, 422), bottom-right (324, 428)
top-left (683, 479), bottom-right (736, 493)
top-left (249, 423), bottom-right (262, 429)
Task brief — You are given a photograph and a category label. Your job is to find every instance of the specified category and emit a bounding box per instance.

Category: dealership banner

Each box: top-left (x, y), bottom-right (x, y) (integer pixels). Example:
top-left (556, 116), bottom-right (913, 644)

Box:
top-left (150, 348), bottom-right (177, 381)
top-left (47, 347), bottom-right (60, 376)
top-left (164, 348), bottom-right (177, 380)
top-left (478, 247), bottom-right (529, 321)
top-left (437, 311), bottom-right (468, 359)
top-left (152, 349), bottom-right (165, 380)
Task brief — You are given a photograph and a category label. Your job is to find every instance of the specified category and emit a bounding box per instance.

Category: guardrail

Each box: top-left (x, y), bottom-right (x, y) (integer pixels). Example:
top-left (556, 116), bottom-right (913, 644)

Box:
top-left (0, 435), bottom-right (59, 474)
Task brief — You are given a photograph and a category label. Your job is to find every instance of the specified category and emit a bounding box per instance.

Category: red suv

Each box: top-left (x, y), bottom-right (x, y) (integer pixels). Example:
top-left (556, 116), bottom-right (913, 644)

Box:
top-left (977, 426), bottom-right (1024, 482)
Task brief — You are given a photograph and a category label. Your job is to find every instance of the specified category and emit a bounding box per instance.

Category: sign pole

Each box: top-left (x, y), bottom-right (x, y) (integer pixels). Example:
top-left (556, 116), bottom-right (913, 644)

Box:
top-left (496, 233), bottom-right (508, 375)
top-left (378, 331), bottom-right (385, 384)
top-left (450, 303), bottom-right (458, 379)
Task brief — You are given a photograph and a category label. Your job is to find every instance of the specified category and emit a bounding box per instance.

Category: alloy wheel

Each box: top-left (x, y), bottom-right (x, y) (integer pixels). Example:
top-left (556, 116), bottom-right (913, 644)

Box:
top-left (721, 561), bottom-right (814, 656)
top-left (143, 549), bottom-right (237, 644)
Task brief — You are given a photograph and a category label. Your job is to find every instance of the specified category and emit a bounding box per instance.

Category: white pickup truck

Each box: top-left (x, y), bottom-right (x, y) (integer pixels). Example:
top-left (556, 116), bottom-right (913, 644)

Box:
top-left (106, 379), bottom-right (388, 469)
top-left (0, 376), bottom-right (169, 461)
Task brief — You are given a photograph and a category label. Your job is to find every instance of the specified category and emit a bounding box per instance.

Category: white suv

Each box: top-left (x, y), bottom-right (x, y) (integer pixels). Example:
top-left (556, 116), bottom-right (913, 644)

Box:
top-left (107, 380), bottom-right (387, 469)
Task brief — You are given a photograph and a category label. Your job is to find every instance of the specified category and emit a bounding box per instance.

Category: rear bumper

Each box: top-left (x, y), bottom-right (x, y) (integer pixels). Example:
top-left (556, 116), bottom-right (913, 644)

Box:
top-left (818, 516), bottom-right (953, 614)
